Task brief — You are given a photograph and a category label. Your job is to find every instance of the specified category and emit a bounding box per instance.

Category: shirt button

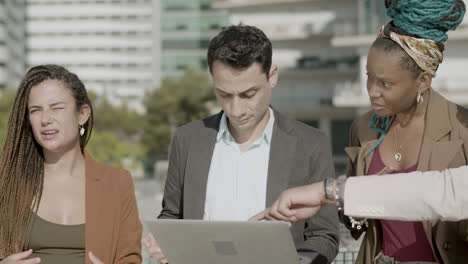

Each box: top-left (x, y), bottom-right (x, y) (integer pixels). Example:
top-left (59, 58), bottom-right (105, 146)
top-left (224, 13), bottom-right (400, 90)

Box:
top-left (443, 241), bottom-right (452, 251)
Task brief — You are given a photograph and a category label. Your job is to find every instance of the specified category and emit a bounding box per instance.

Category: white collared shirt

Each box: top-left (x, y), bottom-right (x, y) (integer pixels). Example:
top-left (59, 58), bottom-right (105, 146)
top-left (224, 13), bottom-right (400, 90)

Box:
top-left (203, 108), bottom-right (275, 221)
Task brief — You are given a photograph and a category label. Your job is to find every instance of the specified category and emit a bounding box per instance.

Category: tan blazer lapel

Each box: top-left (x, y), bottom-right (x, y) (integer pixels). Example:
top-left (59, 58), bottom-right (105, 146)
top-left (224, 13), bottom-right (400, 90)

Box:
top-left (345, 147), bottom-right (360, 165)
top-left (424, 91), bottom-right (452, 141)
top-left (346, 140), bottom-right (378, 176)
top-left (418, 90), bottom-right (454, 172)
top-left (361, 140), bottom-right (379, 176)
top-left (85, 154), bottom-right (115, 264)
top-left (346, 112), bottom-right (380, 177)
top-left (420, 139), bottom-right (463, 241)
top-left (417, 135), bottom-right (433, 173)
top-left (417, 91), bottom-right (462, 258)
top-left (416, 140), bottom-right (465, 192)
top-left (429, 140), bottom-right (464, 169)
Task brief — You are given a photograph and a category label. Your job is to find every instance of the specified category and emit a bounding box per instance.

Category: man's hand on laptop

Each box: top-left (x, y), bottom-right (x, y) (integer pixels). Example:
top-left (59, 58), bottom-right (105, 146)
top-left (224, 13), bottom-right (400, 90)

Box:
top-left (142, 233), bottom-right (169, 264)
top-left (250, 182), bottom-right (325, 223)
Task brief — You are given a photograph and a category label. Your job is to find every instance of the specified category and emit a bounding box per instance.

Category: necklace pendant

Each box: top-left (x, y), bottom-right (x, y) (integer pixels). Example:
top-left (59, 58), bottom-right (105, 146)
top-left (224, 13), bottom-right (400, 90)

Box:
top-left (394, 152), bottom-right (402, 162)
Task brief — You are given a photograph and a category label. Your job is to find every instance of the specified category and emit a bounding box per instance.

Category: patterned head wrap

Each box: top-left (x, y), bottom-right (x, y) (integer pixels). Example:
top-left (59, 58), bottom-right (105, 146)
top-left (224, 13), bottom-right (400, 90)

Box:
top-left (379, 24), bottom-right (443, 77)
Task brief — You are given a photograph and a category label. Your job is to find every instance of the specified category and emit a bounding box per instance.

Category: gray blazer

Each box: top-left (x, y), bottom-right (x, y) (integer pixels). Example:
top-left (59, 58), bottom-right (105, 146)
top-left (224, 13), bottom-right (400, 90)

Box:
top-left (159, 109), bottom-right (339, 262)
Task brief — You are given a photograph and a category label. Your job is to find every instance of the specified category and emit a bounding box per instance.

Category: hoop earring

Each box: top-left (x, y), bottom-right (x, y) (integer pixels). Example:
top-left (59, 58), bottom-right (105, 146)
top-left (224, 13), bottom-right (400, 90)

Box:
top-left (417, 92), bottom-right (424, 104)
top-left (79, 125), bottom-right (85, 136)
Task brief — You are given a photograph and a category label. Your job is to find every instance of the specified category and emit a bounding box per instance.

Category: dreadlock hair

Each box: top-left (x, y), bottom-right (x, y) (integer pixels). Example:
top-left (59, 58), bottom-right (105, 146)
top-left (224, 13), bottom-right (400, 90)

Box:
top-left (0, 64), bottom-right (93, 257)
top-left (371, 0), bottom-right (465, 76)
top-left (385, 0), bottom-right (466, 42)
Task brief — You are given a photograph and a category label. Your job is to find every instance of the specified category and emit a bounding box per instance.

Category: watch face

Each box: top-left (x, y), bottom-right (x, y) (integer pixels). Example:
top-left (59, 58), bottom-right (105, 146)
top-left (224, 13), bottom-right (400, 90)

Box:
top-left (324, 178), bottom-right (336, 202)
top-left (335, 176), bottom-right (347, 208)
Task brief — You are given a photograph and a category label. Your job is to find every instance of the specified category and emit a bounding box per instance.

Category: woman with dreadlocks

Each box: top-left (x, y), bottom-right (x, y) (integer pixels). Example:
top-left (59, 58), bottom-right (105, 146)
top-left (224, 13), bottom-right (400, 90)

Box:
top-left (343, 0), bottom-right (467, 263)
top-left (0, 65), bottom-right (142, 264)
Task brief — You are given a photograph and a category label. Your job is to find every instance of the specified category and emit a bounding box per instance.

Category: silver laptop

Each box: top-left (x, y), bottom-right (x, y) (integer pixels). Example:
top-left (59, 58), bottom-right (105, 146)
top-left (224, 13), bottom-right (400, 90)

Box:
top-left (145, 219), bottom-right (300, 264)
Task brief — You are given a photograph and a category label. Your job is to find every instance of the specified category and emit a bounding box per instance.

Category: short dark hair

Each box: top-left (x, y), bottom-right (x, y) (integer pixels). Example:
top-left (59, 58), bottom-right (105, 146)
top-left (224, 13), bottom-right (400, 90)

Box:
top-left (207, 25), bottom-right (272, 78)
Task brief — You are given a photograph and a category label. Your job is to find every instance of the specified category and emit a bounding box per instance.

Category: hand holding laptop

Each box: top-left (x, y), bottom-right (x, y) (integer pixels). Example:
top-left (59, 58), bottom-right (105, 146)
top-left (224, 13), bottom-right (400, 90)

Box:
top-left (142, 233), bottom-right (169, 263)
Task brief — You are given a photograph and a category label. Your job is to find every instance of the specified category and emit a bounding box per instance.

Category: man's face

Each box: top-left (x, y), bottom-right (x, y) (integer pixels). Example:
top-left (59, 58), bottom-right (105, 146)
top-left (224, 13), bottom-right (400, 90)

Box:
top-left (212, 61), bottom-right (278, 134)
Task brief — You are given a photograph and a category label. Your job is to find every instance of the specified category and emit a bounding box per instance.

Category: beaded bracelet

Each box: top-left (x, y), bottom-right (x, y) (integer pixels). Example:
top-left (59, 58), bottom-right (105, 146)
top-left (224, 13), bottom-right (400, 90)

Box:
top-left (349, 216), bottom-right (368, 230)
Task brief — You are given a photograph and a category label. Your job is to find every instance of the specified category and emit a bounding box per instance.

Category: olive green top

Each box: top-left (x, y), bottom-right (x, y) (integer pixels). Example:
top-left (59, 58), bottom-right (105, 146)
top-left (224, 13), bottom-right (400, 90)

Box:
top-left (24, 214), bottom-right (85, 264)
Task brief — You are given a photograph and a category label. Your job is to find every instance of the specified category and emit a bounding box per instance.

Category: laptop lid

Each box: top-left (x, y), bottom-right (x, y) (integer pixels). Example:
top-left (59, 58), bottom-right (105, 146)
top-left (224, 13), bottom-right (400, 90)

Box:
top-left (145, 219), bottom-right (300, 264)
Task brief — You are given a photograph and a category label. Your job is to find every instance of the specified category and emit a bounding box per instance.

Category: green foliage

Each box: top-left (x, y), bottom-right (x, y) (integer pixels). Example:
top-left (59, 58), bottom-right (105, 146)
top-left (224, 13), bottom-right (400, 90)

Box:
top-left (86, 96), bottom-right (145, 170)
top-left (0, 89), bottom-right (16, 151)
top-left (86, 130), bottom-right (144, 171)
top-left (143, 69), bottom-right (216, 165)
top-left (92, 97), bottom-right (144, 138)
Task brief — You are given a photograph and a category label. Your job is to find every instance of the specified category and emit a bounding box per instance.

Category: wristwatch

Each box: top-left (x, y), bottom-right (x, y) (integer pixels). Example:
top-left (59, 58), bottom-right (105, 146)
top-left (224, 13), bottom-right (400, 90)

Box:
top-left (323, 176), bottom-right (346, 210)
top-left (323, 177), bottom-right (336, 202)
top-left (335, 176), bottom-right (346, 210)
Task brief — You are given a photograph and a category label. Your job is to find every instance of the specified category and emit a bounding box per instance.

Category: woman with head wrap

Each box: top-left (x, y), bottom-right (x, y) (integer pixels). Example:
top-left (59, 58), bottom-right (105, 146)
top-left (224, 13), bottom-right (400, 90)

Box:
top-left (343, 0), bottom-right (467, 263)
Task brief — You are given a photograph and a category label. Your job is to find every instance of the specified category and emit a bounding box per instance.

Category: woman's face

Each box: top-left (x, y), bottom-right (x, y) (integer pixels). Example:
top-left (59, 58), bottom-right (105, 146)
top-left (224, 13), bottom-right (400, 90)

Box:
top-left (366, 47), bottom-right (423, 117)
top-left (28, 79), bottom-right (89, 154)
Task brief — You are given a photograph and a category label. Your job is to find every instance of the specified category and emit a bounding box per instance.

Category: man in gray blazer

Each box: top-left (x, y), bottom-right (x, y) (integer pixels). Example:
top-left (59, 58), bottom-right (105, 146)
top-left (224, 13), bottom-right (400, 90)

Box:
top-left (143, 25), bottom-right (339, 263)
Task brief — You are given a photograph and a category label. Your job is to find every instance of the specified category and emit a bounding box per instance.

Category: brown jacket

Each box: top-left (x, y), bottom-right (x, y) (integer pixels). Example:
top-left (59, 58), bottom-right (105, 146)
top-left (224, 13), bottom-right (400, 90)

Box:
top-left (85, 154), bottom-right (142, 264)
top-left (344, 90), bottom-right (468, 264)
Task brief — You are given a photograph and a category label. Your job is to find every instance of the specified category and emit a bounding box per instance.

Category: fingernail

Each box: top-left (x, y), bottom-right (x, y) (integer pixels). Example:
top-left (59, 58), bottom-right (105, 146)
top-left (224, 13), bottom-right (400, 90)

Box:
top-left (35, 258), bottom-right (41, 263)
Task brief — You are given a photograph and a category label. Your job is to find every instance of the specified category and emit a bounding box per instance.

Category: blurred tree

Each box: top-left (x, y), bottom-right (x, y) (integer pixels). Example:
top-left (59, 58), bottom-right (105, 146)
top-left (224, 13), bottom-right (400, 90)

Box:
top-left (92, 97), bottom-right (144, 138)
top-left (86, 130), bottom-right (144, 171)
top-left (0, 89), bottom-right (16, 151)
top-left (87, 95), bottom-right (145, 171)
top-left (143, 69), bottom-right (216, 173)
